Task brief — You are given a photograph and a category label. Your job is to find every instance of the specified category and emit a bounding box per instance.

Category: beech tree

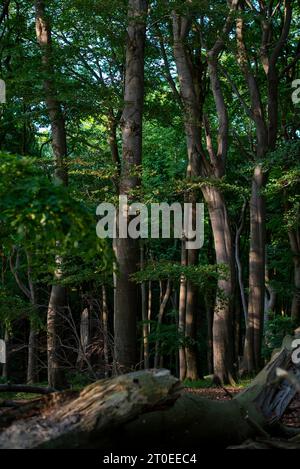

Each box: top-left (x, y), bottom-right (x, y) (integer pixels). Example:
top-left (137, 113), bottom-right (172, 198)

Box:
top-left (35, 0), bottom-right (69, 388)
top-left (170, 0), bottom-right (239, 383)
top-left (234, 0), bottom-right (294, 373)
top-left (0, 2), bottom-right (299, 444)
top-left (114, 0), bottom-right (148, 371)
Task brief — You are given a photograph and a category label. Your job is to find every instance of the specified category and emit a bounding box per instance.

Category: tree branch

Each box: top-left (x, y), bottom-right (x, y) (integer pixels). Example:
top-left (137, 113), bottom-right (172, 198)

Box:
top-left (9, 249), bottom-right (31, 299)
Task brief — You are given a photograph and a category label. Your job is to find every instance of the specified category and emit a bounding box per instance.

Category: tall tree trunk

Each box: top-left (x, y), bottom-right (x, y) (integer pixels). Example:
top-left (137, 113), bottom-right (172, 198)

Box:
top-left (35, 0), bottom-right (68, 186)
top-left (234, 290), bottom-right (241, 366)
top-left (172, 13), bottom-right (204, 382)
top-left (202, 186), bottom-right (235, 383)
top-left (26, 251), bottom-right (38, 385)
top-left (35, 0), bottom-right (68, 388)
top-left (154, 280), bottom-right (172, 369)
top-left (292, 258), bottom-right (300, 323)
top-left (102, 285), bottom-right (110, 377)
top-left (264, 260), bottom-right (276, 322)
top-left (185, 249), bottom-right (199, 381)
top-left (235, 200), bottom-right (248, 324)
top-left (178, 242), bottom-right (187, 381)
top-left (77, 308), bottom-right (91, 370)
top-left (27, 328), bottom-right (38, 384)
top-left (243, 166), bottom-right (266, 372)
top-left (47, 273), bottom-right (66, 389)
top-left (114, 0), bottom-right (148, 371)
top-left (289, 231), bottom-right (300, 323)
top-left (205, 295), bottom-right (214, 376)
top-left (172, 3), bottom-right (238, 383)
top-left (1, 328), bottom-right (8, 379)
top-left (236, 16), bottom-right (268, 374)
top-left (140, 245), bottom-right (149, 369)
top-left (236, 1), bottom-right (292, 372)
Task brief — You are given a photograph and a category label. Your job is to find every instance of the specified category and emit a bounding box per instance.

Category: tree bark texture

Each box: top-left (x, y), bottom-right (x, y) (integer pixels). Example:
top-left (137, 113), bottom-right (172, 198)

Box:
top-left (35, 0), bottom-right (69, 388)
top-left (114, 0), bottom-right (148, 372)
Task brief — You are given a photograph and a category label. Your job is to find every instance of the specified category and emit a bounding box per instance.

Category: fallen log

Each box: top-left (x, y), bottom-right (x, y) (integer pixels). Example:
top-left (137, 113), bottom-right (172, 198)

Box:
top-left (0, 385), bottom-right (55, 395)
top-left (229, 437), bottom-right (300, 450)
top-left (0, 369), bottom-right (181, 449)
top-left (0, 335), bottom-right (299, 449)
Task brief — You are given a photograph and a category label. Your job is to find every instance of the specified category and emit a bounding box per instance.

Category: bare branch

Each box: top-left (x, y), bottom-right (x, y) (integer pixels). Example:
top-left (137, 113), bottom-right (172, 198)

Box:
top-left (9, 249), bottom-right (31, 299)
top-left (220, 65), bottom-right (253, 119)
top-left (270, 0), bottom-right (292, 67)
top-left (155, 26), bottom-right (182, 106)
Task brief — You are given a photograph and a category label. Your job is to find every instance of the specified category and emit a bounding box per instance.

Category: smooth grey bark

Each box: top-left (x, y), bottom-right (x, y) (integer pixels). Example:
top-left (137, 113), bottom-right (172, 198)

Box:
top-left (35, 0), bottom-right (68, 388)
top-left (76, 308), bottom-right (91, 369)
top-left (245, 165), bottom-right (266, 371)
top-left (236, 16), bottom-right (268, 372)
top-left (264, 262), bottom-right (276, 322)
top-left (140, 245), bottom-right (149, 369)
top-left (235, 2), bottom-right (293, 373)
top-left (154, 280), bottom-right (172, 369)
top-left (185, 248), bottom-right (199, 381)
top-left (202, 185), bottom-right (235, 383)
top-left (235, 199), bottom-right (248, 324)
top-left (171, 12), bottom-right (203, 382)
top-left (27, 328), bottom-right (38, 385)
top-left (1, 329), bottom-right (9, 379)
top-left (292, 259), bottom-right (300, 323)
top-left (178, 242), bottom-right (187, 380)
top-left (47, 271), bottom-right (66, 389)
top-left (289, 230), bottom-right (300, 323)
top-left (102, 285), bottom-right (110, 377)
top-left (172, 3), bottom-right (238, 383)
top-left (35, 0), bottom-right (68, 186)
top-left (114, 0), bottom-right (148, 371)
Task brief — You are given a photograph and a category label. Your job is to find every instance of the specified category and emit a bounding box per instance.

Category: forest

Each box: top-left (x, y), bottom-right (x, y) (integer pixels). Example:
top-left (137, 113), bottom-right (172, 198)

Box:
top-left (0, 0), bottom-right (300, 452)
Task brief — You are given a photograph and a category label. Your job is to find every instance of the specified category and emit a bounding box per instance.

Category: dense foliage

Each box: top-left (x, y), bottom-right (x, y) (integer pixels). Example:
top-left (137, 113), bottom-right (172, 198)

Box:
top-left (0, 0), bottom-right (299, 387)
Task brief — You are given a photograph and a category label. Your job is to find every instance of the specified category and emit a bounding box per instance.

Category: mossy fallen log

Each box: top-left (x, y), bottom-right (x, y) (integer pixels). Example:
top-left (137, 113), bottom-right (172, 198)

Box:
top-left (0, 336), bottom-right (299, 449)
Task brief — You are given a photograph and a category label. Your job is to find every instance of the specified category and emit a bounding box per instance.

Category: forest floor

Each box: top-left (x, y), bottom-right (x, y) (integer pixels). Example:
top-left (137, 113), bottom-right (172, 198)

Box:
top-left (1, 382), bottom-right (299, 430)
top-left (185, 386), bottom-right (300, 428)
